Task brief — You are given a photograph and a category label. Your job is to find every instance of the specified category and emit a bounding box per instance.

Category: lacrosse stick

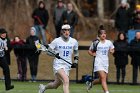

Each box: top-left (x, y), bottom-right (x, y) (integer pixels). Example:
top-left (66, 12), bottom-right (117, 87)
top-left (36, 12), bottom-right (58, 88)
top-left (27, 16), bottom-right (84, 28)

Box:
top-left (90, 39), bottom-right (100, 88)
top-left (35, 41), bottom-right (72, 65)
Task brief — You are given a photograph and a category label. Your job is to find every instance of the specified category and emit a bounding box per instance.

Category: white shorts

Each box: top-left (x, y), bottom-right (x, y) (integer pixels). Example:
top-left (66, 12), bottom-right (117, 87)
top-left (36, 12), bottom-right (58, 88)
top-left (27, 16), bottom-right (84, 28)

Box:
top-left (94, 66), bottom-right (108, 73)
top-left (53, 63), bottom-right (71, 76)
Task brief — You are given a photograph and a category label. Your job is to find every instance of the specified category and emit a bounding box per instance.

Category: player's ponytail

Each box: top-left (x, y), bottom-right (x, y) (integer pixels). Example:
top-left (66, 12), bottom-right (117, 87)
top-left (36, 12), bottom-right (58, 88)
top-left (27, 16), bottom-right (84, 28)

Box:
top-left (98, 25), bottom-right (106, 37)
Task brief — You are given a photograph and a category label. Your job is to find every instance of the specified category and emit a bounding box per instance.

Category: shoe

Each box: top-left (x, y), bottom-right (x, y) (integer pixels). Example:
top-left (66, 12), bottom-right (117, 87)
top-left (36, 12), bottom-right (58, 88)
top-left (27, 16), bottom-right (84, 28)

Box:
top-left (86, 81), bottom-right (92, 92)
top-left (38, 84), bottom-right (46, 93)
top-left (6, 85), bottom-right (14, 91)
top-left (33, 80), bottom-right (37, 82)
top-left (29, 80), bottom-right (32, 82)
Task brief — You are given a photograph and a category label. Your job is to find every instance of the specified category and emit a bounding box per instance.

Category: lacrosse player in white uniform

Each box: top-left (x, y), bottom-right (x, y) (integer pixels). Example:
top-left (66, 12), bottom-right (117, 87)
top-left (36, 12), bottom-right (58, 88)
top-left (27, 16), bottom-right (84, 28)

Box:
top-left (38, 24), bottom-right (79, 93)
top-left (86, 27), bottom-right (114, 93)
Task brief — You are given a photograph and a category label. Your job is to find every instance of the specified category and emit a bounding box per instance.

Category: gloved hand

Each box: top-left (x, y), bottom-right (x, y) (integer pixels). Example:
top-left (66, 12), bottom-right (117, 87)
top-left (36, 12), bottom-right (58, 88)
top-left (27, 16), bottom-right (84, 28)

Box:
top-left (44, 44), bottom-right (49, 49)
top-left (55, 53), bottom-right (61, 59)
top-left (71, 63), bottom-right (78, 68)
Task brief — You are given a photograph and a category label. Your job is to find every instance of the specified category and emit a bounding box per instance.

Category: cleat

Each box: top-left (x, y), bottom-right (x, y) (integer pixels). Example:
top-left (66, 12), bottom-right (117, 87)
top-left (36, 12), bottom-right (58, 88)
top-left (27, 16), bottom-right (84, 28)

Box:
top-left (38, 84), bottom-right (46, 93)
top-left (86, 81), bottom-right (92, 92)
top-left (6, 85), bottom-right (14, 91)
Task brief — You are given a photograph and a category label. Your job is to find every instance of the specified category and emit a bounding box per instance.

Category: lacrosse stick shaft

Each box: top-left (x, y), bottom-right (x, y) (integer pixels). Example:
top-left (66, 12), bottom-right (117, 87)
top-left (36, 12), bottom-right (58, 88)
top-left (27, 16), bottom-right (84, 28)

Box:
top-left (59, 57), bottom-right (72, 65)
top-left (91, 56), bottom-right (95, 88)
top-left (46, 49), bottom-right (72, 65)
top-left (35, 42), bottom-right (72, 65)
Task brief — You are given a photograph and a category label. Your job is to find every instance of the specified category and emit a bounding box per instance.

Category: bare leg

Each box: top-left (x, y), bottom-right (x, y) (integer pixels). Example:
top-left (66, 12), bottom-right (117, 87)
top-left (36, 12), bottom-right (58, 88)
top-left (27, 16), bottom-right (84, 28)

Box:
top-left (57, 69), bottom-right (69, 93)
top-left (92, 78), bottom-right (100, 85)
top-left (45, 75), bottom-right (62, 89)
top-left (98, 71), bottom-right (109, 93)
top-left (44, 68), bottom-right (69, 93)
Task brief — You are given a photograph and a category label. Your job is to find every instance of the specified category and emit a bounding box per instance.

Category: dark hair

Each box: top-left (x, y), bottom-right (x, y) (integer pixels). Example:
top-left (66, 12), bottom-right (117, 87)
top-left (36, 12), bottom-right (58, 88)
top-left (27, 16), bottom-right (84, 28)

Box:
top-left (14, 35), bottom-right (20, 39)
top-left (99, 25), bottom-right (104, 30)
top-left (117, 32), bottom-right (127, 41)
top-left (57, 0), bottom-right (63, 3)
top-left (38, 1), bottom-right (45, 9)
top-left (98, 25), bottom-right (106, 36)
top-left (0, 28), bottom-right (7, 34)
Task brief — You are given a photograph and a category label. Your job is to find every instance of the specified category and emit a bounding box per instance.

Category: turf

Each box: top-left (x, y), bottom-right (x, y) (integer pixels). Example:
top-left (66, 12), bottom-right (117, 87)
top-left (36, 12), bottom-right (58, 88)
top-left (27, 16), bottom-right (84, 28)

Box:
top-left (0, 81), bottom-right (140, 93)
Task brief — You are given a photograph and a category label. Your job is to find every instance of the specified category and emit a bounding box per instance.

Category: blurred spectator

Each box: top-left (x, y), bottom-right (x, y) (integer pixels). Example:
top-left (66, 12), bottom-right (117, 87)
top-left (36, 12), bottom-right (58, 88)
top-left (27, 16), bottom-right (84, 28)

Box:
top-left (26, 27), bottom-right (41, 82)
top-left (113, 32), bottom-right (128, 84)
top-left (0, 28), bottom-right (14, 90)
top-left (132, 4), bottom-right (140, 29)
top-left (32, 0), bottom-right (49, 45)
top-left (11, 36), bottom-right (27, 81)
top-left (53, 0), bottom-right (66, 37)
top-left (129, 31), bottom-right (140, 85)
top-left (61, 2), bottom-right (78, 37)
top-left (115, 1), bottom-right (131, 33)
top-left (129, 0), bottom-right (136, 12)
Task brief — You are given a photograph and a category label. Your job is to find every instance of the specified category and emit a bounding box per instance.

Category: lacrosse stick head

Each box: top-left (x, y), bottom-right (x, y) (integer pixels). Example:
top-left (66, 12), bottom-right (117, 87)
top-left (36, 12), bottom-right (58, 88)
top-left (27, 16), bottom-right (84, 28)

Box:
top-left (35, 40), bottom-right (47, 51)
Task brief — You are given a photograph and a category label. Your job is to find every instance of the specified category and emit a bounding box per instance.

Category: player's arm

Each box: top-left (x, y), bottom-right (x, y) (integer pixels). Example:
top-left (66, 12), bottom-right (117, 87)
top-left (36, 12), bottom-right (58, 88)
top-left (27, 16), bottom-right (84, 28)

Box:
top-left (46, 46), bottom-right (55, 56)
top-left (35, 40), bottom-right (60, 59)
top-left (109, 41), bottom-right (115, 54)
top-left (88, 50), bottom-right (96, 56)
top-left (73, 50), bottom-right (79, 64)
top-left (71, 49), bottom-right (79, 68)
top-left (71, 40), bottom-right (79, 68)
top-left (88, 42), bottom-right (96, 56)
top-left (45, 45), bottom-right (60, 59)
top-left (110, 48), bottom-right (114, 54)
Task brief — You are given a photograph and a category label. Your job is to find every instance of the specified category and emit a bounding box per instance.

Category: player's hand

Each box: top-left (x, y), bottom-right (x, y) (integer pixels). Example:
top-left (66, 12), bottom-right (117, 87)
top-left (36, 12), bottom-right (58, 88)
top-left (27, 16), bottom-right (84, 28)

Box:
top-left (44, 44), bottom-right (49, 49)
top-left (55, 53), bottom-right (61, 59)
top-left (92, 52), bottom-right (96, 56)
top-left (71, 63), bottom-right (78, 68)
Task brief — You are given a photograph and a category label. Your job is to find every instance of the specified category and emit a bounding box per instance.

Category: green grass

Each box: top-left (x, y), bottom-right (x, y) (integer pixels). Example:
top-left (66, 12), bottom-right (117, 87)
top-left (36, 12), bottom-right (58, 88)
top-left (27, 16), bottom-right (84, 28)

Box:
top-left (0, 81), bottom-right (140, 93)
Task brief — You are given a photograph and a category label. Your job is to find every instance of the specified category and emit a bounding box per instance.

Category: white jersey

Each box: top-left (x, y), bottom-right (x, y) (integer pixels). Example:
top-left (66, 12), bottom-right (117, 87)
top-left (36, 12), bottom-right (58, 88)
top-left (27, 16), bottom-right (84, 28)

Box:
top-left (49, 37), bottom-right (78, 65)
top-left (89, 42), bottom-right (94, 51)
top-left (94, 40), bottom-right (114, 67)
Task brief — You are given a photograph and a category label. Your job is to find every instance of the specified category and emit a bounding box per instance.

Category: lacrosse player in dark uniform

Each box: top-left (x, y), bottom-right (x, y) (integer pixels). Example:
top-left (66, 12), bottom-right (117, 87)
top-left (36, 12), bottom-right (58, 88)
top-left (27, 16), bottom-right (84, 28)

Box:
top-left (0, 28), bottom-right (14, 91)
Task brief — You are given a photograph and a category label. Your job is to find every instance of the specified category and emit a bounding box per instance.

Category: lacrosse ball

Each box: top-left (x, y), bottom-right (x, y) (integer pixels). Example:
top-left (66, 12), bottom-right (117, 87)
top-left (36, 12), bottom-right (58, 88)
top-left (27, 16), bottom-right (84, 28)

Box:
top-left (36, 44), bottom-right (41, 49)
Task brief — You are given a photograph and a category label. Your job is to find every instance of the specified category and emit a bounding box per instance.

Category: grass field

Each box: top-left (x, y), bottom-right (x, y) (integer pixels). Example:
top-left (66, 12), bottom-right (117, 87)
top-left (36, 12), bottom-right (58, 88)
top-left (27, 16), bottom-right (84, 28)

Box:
top-left (0, 81), bottom-right (140, 93)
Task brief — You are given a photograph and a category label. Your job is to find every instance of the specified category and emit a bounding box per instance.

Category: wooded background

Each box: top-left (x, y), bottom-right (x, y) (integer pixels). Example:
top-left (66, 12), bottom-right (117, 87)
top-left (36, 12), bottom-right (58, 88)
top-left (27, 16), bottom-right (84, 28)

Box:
top-left (0, 0), bottom-right (140, 83)
top-left (0, 0), bottom-right (139, 40)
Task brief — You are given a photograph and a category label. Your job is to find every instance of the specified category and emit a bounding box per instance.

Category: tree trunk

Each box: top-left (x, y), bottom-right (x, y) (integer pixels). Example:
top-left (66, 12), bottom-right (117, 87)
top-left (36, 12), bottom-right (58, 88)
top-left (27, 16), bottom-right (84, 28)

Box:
top-left (97, 0), bottom-right (104, 24)
top-left (70, 0), bottom-right (93, 28)
top-left (25, 0), bottom-right (32, 23)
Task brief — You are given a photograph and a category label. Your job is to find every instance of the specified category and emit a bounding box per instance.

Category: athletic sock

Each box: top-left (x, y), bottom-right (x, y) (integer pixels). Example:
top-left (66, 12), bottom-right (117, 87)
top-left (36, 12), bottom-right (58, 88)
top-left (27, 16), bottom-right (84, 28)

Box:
top-left (105, 91), bottom-right (109, 93)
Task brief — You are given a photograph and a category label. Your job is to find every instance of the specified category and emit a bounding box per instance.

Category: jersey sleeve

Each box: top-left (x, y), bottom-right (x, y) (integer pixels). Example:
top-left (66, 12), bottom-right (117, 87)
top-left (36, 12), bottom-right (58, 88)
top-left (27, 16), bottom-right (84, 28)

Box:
top-left (89, 42), bottom-right (94, 50)
top-left (48, 39), bottom-right (57, 50)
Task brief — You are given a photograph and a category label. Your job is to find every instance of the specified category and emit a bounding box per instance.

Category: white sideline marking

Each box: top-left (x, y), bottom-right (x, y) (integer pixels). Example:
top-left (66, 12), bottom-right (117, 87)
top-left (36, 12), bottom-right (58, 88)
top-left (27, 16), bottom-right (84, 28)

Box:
top-left (4, 89), bottom-right (140, 92)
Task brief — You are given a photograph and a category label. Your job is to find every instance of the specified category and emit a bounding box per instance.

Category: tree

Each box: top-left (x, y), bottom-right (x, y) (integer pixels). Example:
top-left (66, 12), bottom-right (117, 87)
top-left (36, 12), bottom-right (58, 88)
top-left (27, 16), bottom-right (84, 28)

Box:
top-left (97, 0), bottom-right (104, 24)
